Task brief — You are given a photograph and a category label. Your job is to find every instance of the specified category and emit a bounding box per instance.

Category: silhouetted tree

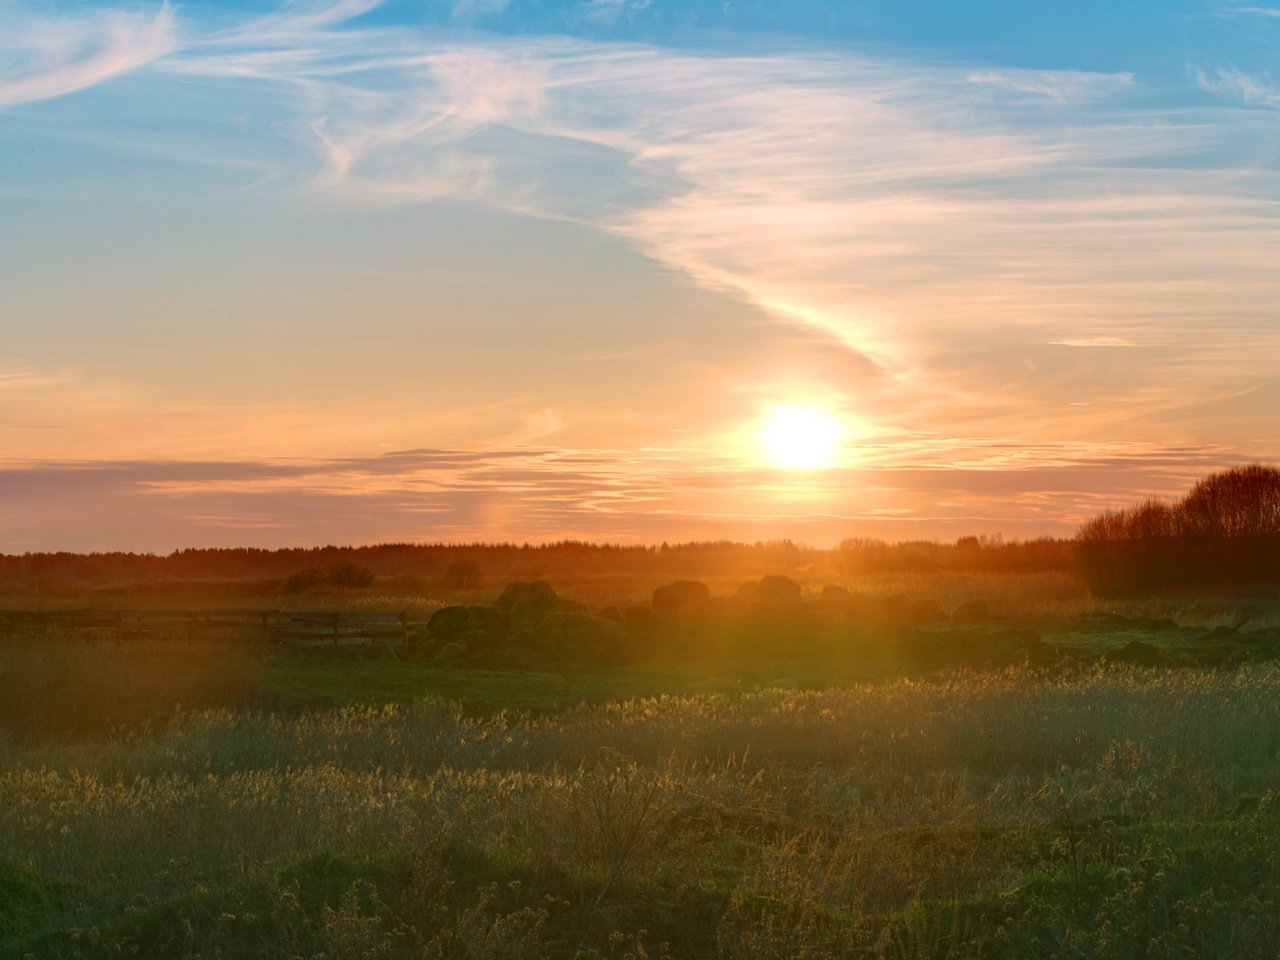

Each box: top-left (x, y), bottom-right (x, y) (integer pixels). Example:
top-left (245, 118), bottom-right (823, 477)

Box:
top-left (1077, 464), bottom-right (1280, 595)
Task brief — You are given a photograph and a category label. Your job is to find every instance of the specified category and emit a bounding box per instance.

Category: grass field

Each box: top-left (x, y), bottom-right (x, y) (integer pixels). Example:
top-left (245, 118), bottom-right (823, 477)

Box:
top-left (2, 666), bottom-right (1279, 958)
top-left (2, 576), bottom-right (1279, 958)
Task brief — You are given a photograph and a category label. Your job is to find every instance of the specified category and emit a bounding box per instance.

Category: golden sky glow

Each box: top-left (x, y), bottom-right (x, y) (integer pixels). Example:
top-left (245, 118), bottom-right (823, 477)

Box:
top-left (1, 1), bottom-right (1279, 550)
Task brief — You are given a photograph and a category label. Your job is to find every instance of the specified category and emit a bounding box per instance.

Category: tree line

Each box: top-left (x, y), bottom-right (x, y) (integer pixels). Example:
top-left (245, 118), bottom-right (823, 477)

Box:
top-left (1077, 464), bottom-right (1280, 595)
top-left (5, 465), bottom-right (1273, 596)
top-left (0, 535), bottom-right (1074, 586)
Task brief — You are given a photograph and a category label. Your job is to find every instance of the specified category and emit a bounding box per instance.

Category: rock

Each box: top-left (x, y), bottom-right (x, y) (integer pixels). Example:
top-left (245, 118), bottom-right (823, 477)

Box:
top-left (821, 585), bottom-right (851, 601)
top-left (653, 579), bottom-right (711, 610)
top-left (427, 605), bottom-right (472, 636)
top-left (756, 575), bottom-right (802, 603)
top-left (952, 598), bottom-right (990, 623)
top-left (494, 580), bottom-right (562, 625)
top-left (597, 606), bottom-right (624, 624)
top-left (493, 580), bottom-right (559, 609)
top-left (464, 605), bottom-right (495, 629)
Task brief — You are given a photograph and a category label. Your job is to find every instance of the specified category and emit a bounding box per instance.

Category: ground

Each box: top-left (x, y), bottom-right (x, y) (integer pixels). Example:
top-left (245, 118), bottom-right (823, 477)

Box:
top-left (1, 574), bottom-right (1278, 958)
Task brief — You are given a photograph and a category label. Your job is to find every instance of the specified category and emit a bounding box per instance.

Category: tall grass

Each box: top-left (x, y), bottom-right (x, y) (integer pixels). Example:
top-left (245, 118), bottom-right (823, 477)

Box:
top-left (0, 639), bottom-right (263, 743)
top-left (2, 666), bottom-right (1279, 957)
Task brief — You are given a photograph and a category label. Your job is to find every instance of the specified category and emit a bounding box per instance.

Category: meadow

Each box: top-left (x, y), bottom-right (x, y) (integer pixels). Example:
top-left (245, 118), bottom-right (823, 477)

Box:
top-left (2, 567), bottom-right (1279, 958)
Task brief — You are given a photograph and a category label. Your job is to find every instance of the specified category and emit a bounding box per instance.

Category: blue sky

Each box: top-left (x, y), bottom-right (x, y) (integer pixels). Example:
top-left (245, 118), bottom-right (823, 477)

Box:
top-left (1, 0), bottom-right (1278, 550)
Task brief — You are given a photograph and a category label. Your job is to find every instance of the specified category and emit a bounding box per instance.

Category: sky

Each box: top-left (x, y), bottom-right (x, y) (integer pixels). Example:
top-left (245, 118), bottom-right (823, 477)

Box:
top-left (1, 0), bottom-right (1279, 551)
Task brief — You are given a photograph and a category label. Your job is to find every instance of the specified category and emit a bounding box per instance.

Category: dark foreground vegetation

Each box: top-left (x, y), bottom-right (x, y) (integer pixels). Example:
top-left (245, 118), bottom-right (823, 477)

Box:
top-left (1, 651), bottom-right (1278, 959)
top-left (2, 567), bottom-right (1280, 958)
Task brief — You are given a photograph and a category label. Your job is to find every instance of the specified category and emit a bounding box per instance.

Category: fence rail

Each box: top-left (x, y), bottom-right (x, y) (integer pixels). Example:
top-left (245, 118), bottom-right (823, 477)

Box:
top-left (0, 609), bottom-right (418, 648)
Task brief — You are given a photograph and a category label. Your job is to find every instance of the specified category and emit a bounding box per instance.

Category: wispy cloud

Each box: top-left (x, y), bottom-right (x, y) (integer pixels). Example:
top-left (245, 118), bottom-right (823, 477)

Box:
top-left (1049, 337), bottom-right (1137, 348)
top-left (199, 30), bottom-right (1279, 449)
top-left (0, 442), bottom-right (1248, 551)
top-left (15, 2), bottom-right (1280, 453)
top-left (1222, 6), bottom-right (1280, 17)
top-left (1194, 65), bottom-right (1280, 107)
top-left (0, 2), bottom-right (176, 107)
top-left (240, 0), bottom-right (386, 33)
top-left (5, 1), bottom-right (1280, 546)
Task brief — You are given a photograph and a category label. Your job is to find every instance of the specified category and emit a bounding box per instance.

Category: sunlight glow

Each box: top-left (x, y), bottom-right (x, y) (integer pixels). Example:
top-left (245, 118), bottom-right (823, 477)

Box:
top-left (759, 405), bottom-right (843, 469)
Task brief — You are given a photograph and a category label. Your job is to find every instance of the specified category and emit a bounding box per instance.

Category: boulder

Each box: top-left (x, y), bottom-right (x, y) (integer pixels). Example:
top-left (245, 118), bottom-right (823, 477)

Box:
top-left (493, 580), bottom-right (559, 609)
top-left (494, 580), bottom-right (562, 626)
top-left (427, 605), bottom-right (472, 636)
top-left (821, 585), bottom-right (851, 602)
top-left (653, 579), bottom-right (711, 610)
top-left (597, 605), bottom-right (624, 624)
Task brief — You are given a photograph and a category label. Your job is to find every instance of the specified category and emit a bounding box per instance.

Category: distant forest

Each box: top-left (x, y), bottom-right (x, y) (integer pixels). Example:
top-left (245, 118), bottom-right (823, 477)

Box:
top-left (0, 536), bottom-right (1073, 588)
top-left (3, 465), bottom-right (1277, 596)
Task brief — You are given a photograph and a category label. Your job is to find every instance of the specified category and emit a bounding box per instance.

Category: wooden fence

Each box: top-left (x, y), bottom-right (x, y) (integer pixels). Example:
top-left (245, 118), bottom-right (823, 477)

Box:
top-left (0, 609), bottom-right (418, 648)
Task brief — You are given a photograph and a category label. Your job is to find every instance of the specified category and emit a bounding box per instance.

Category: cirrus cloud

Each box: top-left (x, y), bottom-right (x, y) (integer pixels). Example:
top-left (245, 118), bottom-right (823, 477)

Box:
top-left (0, 2), bottom-right (176, 107)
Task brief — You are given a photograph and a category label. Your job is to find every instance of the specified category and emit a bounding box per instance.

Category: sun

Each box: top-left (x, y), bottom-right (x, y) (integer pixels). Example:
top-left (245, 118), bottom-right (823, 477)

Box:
top-left (758, 404), bottom-right (843, 469)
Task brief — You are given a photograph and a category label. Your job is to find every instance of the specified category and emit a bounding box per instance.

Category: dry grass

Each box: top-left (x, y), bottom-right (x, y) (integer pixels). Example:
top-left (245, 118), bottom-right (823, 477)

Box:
top-left (2, 665), bottom-right (1279, 957)
top-left (0, 639), bottom-right (263, 743)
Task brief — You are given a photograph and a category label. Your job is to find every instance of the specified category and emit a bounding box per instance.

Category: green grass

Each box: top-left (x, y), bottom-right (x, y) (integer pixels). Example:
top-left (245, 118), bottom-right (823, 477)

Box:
top-left (265, 652), bottom-right (845, 712)
top-left (4, 667), bottom-right (1280, 958)
top-left (263, 610), bottom-right (1280, 714)
top-left (4, 593), bottom-right (1280, 958)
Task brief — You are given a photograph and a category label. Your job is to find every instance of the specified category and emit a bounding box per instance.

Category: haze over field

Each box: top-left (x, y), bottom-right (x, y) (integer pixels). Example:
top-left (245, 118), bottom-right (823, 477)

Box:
top-left (2, 0), bottom-right (1279, 550)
